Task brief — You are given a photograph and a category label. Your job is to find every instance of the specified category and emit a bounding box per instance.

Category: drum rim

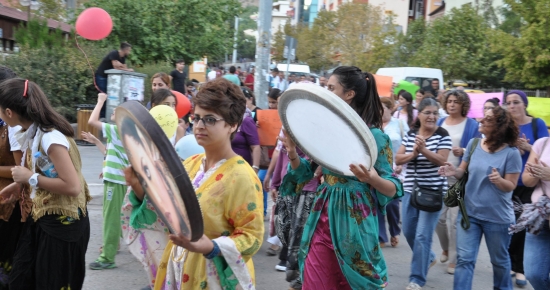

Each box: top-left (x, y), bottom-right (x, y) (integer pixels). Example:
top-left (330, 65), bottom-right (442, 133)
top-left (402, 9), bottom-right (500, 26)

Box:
top-left (278, 83), bottom-right (378, 175)
top-left (115, 101), bottom-right (204, 242)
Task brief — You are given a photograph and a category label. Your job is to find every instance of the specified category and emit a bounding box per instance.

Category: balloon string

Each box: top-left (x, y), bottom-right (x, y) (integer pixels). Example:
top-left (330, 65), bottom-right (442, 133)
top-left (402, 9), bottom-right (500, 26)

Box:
top-left (75, 34), bottom-right (104, 94)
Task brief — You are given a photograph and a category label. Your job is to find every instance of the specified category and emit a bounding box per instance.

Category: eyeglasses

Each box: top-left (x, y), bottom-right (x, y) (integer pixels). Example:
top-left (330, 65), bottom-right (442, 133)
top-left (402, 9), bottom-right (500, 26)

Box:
top-left (505, 101), bottom-right (522, 106)
top-left (421, 111), bottom-right (439, 116)
top-left (483, 106), bottom-right (495, 111)
top-left (192, 116), bottom-right (224, 127)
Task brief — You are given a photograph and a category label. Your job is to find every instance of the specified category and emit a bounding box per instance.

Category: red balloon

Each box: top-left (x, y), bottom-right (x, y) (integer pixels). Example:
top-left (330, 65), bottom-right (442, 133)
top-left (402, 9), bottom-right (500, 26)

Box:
top-left (76, 8), bottom-right (113, 41)
top-left (171, 90), bottom-right (191, 118)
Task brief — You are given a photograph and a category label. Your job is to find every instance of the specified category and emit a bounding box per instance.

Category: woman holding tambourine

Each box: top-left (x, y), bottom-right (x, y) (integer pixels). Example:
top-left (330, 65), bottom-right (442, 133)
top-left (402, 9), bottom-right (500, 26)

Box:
top-left (125, 78), bottom-right (264, 289)
top-left (278, 66), bottom-right (403, 289)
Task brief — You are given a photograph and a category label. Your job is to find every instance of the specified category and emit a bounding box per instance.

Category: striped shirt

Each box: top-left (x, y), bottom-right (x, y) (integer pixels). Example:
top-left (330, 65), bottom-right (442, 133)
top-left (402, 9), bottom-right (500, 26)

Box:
top-left (402, 127), bottom-right (452, 194)
top-left (102, 123), bottom-right (129, 184)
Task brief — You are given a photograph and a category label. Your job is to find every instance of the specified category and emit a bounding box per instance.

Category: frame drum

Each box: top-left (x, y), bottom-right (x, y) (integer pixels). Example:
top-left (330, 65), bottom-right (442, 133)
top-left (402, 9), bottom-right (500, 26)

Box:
top-left (115, 101), bottom-right (203, 242)
top-left (278, 83), bottom-right (378, 176)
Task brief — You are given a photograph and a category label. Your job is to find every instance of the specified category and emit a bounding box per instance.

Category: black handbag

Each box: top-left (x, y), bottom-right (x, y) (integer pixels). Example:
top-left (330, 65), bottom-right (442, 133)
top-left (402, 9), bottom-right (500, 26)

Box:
top-left (444, 138), bottom-right (480, 230)
top-left (410, 160), bottom-right (443, 212)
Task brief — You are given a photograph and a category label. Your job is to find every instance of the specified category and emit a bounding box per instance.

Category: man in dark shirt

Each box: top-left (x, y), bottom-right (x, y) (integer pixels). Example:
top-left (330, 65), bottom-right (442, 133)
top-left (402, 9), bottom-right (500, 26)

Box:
top-left (170, 59), bottom-right (187, 95)
top-left (422, 78), bottom-right (440, 97)
top-left (95, 42), bottom-right (133, 117)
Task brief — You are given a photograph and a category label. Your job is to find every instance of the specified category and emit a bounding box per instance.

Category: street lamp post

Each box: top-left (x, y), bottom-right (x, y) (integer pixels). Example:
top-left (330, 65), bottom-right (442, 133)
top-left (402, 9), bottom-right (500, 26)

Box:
top-left (19, 0), bottom-right (40, 21)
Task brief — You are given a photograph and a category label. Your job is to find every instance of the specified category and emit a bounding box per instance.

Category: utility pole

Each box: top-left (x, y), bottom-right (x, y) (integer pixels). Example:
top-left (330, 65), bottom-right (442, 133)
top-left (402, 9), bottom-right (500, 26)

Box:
top-left (232, 16), bottom-right (239, 64)
top-left (254, 0), bottom-right (272, 109)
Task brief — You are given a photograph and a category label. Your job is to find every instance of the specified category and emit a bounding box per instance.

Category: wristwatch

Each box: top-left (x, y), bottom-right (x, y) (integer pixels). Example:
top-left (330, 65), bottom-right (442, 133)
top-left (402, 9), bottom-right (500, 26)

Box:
top-left (29, 173), bottom-right (39, 188)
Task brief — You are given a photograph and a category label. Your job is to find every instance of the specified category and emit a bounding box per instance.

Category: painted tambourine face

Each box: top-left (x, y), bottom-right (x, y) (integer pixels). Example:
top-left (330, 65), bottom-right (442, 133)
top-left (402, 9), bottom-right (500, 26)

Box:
top-left (115, 101), bottom-right (203, 241)
top-left (278, 83), bottom-right (378, 176)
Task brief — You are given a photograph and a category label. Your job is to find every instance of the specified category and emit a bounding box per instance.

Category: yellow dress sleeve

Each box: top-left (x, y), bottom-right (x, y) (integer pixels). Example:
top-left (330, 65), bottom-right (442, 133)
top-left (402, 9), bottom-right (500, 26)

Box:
top-left (223, 165), bottom-right (265, 257)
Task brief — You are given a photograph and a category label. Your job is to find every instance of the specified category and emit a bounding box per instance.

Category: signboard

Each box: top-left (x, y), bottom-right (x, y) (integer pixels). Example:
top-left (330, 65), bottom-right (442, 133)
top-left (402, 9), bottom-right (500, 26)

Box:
top-left (126, 77), bottom-right (144, 101)
top-left (193, 60), bottom-right (206, 73)
top-left (284, 36), bottom-right (297, 61)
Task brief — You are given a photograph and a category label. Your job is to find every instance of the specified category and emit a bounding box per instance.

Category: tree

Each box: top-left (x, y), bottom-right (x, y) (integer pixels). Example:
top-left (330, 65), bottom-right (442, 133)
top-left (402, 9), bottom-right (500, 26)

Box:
top-left (83, 0), bottom-right (242, 65)
top-left (410, 5), bottom-right (497, 84)
top-left (386, 19), bottom-right (426, 67)
top-left (14, 18), bottom-right (66, 49)
top-left (294, 3), bottom-right (395, 72)
top-left (492, 0), bottom-right (550, 92)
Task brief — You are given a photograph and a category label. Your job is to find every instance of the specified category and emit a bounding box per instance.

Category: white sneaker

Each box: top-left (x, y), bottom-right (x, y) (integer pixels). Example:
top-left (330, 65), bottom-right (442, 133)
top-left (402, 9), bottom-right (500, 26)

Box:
top-left (275, 261), bottom-right (287, 272)
top-left (406, 282), bottom-right (422, 290)
top-left (440, 254), bottom-right (448, 263)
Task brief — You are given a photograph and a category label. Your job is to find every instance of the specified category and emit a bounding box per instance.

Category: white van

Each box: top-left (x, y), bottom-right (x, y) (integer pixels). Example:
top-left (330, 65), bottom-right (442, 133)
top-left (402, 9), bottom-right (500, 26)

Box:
top-left (375, 67), bottom-right (444, 90)
top-left (277, 64), bottom-right (311, 75)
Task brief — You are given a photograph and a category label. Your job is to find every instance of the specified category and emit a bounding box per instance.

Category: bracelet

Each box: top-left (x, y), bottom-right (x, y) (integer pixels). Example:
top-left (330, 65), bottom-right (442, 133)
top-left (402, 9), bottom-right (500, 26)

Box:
top-left (204, 240), bottom-right (220, 259)
top-left (287, 152), bottom-right (298, 161)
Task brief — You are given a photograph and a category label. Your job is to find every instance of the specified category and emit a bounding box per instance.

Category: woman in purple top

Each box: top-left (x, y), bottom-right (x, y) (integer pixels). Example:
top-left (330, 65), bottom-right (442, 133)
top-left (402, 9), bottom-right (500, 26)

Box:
top-left (272, 146), bottom-right (320, 290)
top-left (231, 116), bottom-right (261, 170)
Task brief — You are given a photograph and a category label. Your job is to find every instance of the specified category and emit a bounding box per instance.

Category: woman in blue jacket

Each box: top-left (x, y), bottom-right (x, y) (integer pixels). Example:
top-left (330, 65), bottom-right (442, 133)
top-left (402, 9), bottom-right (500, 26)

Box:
top-left (435, 90), bottom-right (479, 274)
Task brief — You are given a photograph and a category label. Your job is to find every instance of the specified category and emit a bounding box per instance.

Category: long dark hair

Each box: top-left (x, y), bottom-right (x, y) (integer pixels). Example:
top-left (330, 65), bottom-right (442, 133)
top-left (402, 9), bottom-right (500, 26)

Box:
top-left (332, 66), bottom-right (383, 128)
top-left (484, 106), bottom-right (518, 152)
top-left (0, 78), bottom-right (74, 136)
top-left (151, 88), bottom-right (177, 107)
top-left (399, 91), bottom-right (414, 127)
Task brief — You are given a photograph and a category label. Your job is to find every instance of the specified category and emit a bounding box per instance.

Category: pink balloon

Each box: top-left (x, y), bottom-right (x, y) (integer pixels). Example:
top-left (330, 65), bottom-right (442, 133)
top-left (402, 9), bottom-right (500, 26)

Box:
top-left (171, 90), bottom-right (191, 118)
top-left (76, 8), bottom-right (113, 41)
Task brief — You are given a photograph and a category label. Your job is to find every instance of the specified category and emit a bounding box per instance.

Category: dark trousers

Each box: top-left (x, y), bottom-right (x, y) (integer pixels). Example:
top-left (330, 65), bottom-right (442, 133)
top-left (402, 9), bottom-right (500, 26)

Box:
top-left (509, 185), bottom-right (535, 274)
top-left (94, 74), bottom-right (108, 118)
top-left (378, 199), bottom-right (401, 243)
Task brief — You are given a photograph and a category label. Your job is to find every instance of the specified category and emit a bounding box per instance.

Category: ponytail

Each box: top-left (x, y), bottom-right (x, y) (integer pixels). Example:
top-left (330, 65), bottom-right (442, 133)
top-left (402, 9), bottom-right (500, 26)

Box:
top-left (0, 78), bottom-right (74, 137)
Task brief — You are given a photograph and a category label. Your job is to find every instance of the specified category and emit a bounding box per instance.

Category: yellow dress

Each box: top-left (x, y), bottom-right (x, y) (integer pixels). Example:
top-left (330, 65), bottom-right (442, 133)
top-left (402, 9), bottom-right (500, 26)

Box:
top-left (154, 154), bottom-right (264, 289)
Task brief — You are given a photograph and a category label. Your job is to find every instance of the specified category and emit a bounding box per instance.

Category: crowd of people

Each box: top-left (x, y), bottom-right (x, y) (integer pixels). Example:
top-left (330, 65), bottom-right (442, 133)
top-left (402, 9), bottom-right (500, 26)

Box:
top-left (0, 41), bottom-right (549, 290)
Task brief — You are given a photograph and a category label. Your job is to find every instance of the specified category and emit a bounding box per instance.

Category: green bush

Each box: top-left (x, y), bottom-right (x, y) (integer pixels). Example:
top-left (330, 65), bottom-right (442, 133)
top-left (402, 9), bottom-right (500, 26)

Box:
top-left (1, 43), bottom-right (105, 122)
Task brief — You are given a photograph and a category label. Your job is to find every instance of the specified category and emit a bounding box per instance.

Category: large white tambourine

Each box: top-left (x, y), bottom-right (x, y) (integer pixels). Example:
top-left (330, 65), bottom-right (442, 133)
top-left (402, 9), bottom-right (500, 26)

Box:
top-left (278, 83), bottom-right (378, 176)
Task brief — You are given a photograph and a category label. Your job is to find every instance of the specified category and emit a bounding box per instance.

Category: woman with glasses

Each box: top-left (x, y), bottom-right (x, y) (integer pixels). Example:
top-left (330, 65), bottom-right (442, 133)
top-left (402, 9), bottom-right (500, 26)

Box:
top-left (396, 97), bottom-right (452, 290)
top-left (439, 106), bottom-right (522, 290)
top-left (126, 78), bottom-right (264, 289)
top-left (503, 90), bottom-right (549, 286)
top-left (435, 90), bottom-right (479, 274)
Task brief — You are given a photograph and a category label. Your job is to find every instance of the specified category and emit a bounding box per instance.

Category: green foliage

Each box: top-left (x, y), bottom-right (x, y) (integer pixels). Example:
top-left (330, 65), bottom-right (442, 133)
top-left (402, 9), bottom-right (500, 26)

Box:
top-left (387, 19), bottom-right (426, 67)
top-left (83, 0), bottom-right (242, 65)
top-left (492, 0), bottom-right (550, 91)
top-left (295, 3), bottom-right (395, 72)
top-left (406, 6), bottom-right (498, 84)
top-left (1, 43), bottom-right (105, 122)
top-left (14, 18), bottom-right (66, 49)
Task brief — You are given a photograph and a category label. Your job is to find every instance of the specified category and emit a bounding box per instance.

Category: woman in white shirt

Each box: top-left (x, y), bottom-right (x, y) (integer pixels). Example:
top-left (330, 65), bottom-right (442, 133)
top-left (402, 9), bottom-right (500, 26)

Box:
top-left (379, 97), bottom-right (409, 247)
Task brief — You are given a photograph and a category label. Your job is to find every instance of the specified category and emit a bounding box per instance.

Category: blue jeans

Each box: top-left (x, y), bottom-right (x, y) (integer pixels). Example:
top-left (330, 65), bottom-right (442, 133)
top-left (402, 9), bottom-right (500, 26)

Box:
top-left (258, 169), bottom-right (268, 216)
top-left (524, 224), bottom-right (550, 290)
top-left (454, 215), bottom-right (512, 290)
top-left (401, 191), bottom-right (440, 286)
top-left (94, 74), bottom-right (108, 118)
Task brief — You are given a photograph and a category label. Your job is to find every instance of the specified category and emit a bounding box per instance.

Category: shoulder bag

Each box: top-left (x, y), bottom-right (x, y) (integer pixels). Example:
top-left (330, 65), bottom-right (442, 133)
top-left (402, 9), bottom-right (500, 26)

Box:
top-left (444, 138), bottom-right (480, 230)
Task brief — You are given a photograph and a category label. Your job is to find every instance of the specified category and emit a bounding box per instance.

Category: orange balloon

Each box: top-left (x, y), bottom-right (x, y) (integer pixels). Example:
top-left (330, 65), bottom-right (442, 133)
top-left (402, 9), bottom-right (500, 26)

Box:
top-left (171, 90), bottom-right (191, 118)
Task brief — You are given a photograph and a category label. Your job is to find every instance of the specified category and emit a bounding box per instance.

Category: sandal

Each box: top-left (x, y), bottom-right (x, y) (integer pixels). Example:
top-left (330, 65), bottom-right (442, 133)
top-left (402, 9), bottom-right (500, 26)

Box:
top-left (390, 236), bottom-right (399, 247)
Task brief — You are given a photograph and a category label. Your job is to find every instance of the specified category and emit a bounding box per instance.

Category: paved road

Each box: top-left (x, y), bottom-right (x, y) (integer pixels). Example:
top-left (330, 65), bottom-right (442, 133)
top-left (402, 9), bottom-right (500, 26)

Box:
top-left (77, 145), bottom-right (534, 290)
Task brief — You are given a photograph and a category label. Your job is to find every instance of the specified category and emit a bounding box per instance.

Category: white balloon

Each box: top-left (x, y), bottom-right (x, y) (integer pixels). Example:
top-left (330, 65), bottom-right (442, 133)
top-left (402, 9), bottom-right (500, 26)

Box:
top-left (175, 135), bottom-right (204, 160)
